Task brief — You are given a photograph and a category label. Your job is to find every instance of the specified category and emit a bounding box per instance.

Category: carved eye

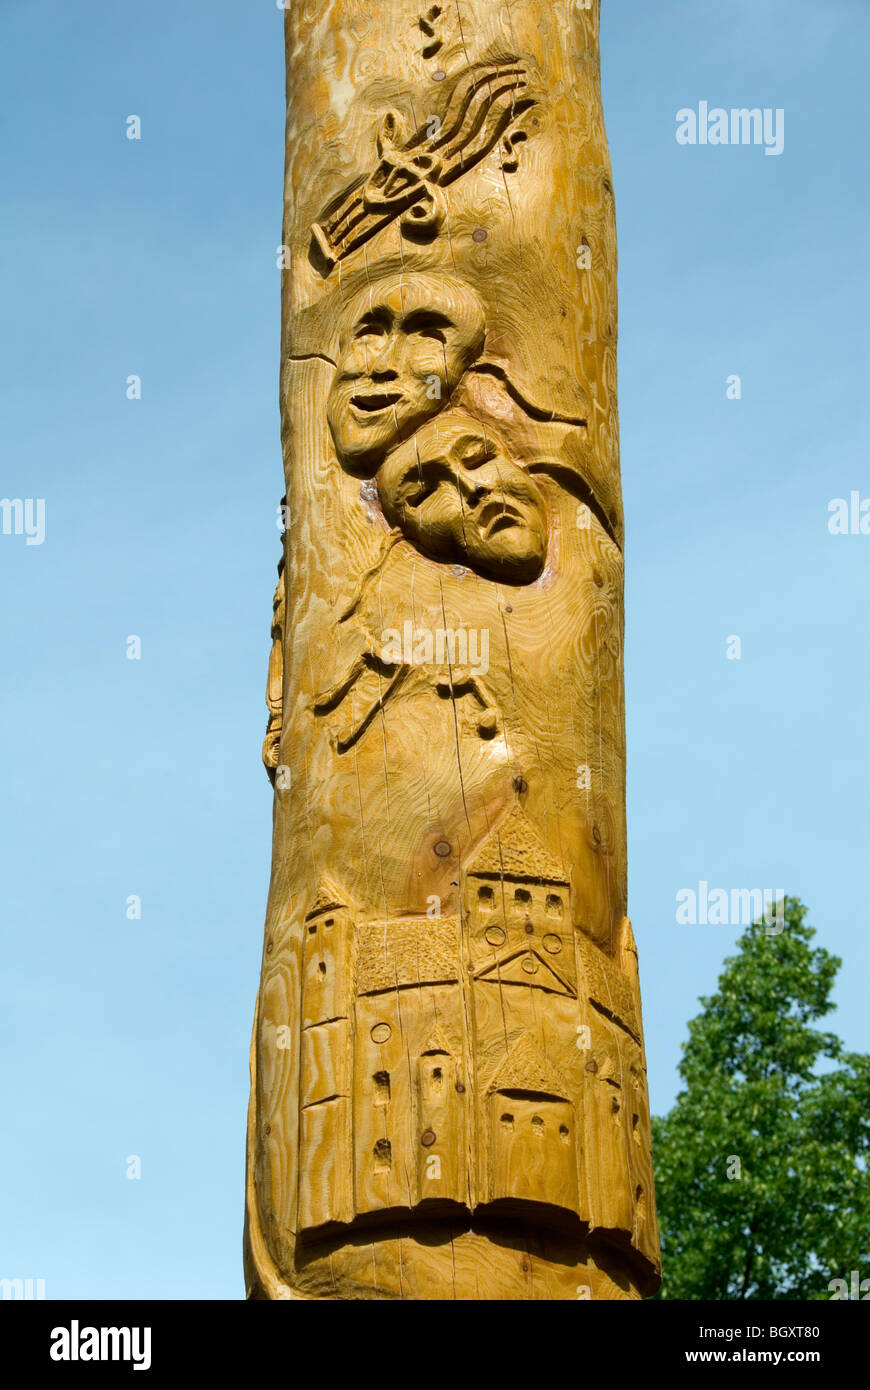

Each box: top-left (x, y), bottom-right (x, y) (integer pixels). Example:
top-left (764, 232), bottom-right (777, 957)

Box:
top-left (403, 310), bottom-right (451, 345)
top-left (467, 453), bottom-right (494, 477)
top-left (456, 438), bottom-right (494, 471)
top-left (404, 481), bottom-right (435, 508)
top-left (399, 458), bottom-right (450, 508)
top-left (353, 309), bottom-right (391, 341)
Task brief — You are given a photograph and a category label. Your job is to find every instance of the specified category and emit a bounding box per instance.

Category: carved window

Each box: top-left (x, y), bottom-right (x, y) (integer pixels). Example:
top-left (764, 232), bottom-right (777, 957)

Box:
top-left (373, 1070), bottom-right (391, 1106)
top-left (373, 1138), bottom-right (392, 1171)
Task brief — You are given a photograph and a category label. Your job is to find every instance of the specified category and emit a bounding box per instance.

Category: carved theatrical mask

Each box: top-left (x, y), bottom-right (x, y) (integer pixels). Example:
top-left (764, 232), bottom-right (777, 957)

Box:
top-left (377, 409), bottom-right (548, 585)
top-left (326, 275), bottom-right (485, 477)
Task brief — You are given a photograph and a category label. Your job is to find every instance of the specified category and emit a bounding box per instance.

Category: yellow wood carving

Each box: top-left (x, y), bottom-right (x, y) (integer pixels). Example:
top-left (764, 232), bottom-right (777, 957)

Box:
top-left (245, 0), bottom-right (661, 1301)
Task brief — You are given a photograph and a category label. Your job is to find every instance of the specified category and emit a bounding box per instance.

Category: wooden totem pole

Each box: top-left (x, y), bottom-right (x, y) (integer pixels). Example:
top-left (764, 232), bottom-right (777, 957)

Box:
top-left (245, 0), bottom-right (661, 1300)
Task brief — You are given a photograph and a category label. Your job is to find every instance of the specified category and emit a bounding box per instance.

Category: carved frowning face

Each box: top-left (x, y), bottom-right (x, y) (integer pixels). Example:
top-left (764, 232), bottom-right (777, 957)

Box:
top-left (327, 276), bottom-right (485, 477)
top-left (378, 411), bottom-right (548, 585)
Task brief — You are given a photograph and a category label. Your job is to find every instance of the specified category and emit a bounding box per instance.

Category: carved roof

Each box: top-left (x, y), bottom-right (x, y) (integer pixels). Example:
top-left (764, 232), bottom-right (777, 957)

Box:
top-left (485, 1031), bottom-right (570, 1101)
top-left (577, 934), bottom-right (641, 1043)
top-left (305, 876), bottom-right (348, 920)
top-left (355, 916), bottom-right (460, 994)
top-left (474, 947), bottom-right (575, 998)
top-left (465, 802), bottom-right (570, 886)
top-left (420, 1025), bottom-right (454, 1057)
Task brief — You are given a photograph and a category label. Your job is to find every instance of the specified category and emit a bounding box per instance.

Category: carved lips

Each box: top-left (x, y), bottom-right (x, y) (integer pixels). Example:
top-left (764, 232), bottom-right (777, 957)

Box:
top-left (479, 499), bottom-right (528, 539)
top-left (349, 390), bottom-right (403, 413)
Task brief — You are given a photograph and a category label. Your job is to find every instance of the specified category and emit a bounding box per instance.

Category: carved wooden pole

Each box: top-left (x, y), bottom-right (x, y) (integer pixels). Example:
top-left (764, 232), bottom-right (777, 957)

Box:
top-left (245, 0), bottom-right (661, 1301)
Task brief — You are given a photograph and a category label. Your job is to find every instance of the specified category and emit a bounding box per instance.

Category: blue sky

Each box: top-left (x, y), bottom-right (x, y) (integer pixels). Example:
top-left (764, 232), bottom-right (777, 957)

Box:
top-left (1, 0), bottom-right (867, 1298)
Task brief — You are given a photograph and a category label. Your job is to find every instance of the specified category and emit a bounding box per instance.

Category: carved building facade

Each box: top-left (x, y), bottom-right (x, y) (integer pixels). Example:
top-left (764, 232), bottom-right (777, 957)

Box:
top-left (292, 801), bottom-right (658, 1288)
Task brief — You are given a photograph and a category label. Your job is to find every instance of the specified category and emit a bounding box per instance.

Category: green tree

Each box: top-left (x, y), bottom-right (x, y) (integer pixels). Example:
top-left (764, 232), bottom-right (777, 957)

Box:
top-left (652, 897), bottom-right (870, 1299)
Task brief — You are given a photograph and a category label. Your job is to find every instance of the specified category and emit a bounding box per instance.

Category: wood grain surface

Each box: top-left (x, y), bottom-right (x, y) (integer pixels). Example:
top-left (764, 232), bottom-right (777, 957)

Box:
top-left (244, 0), bottom-right (661, 1300)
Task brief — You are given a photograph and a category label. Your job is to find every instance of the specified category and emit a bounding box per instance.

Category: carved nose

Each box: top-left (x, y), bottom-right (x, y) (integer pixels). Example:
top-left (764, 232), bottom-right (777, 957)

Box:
top-left (454, 468), bottom-right (488, 504)
top-left (362, 337), bottom-right (399, 376)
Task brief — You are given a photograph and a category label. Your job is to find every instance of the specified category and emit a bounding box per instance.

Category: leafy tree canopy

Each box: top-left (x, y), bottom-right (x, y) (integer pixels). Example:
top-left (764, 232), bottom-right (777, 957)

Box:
top-left (653, 897), bottom-right (870, 1298)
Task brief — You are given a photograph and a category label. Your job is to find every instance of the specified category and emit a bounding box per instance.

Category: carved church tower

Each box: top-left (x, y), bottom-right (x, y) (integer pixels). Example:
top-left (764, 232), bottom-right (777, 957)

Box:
top-left (463, 801), bottom-right (577, 997)
top-left (297, 879), bottom-right (354, 1231)
top-left (350, 914), bottom-right (467, 1220)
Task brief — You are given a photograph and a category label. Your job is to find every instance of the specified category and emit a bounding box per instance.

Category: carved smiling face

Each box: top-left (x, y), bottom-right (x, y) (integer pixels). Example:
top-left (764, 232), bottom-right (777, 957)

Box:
top-left (327, 276), bottom-right (485, 477)
top-left (378, 411), bottom-right (548, 585)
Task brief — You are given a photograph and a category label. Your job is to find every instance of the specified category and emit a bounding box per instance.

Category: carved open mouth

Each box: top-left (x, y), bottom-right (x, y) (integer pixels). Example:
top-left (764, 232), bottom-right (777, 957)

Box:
top-left (350, 392), bottom-right (402, 413)
top-left (478, 501), bottom-right (525, 537)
